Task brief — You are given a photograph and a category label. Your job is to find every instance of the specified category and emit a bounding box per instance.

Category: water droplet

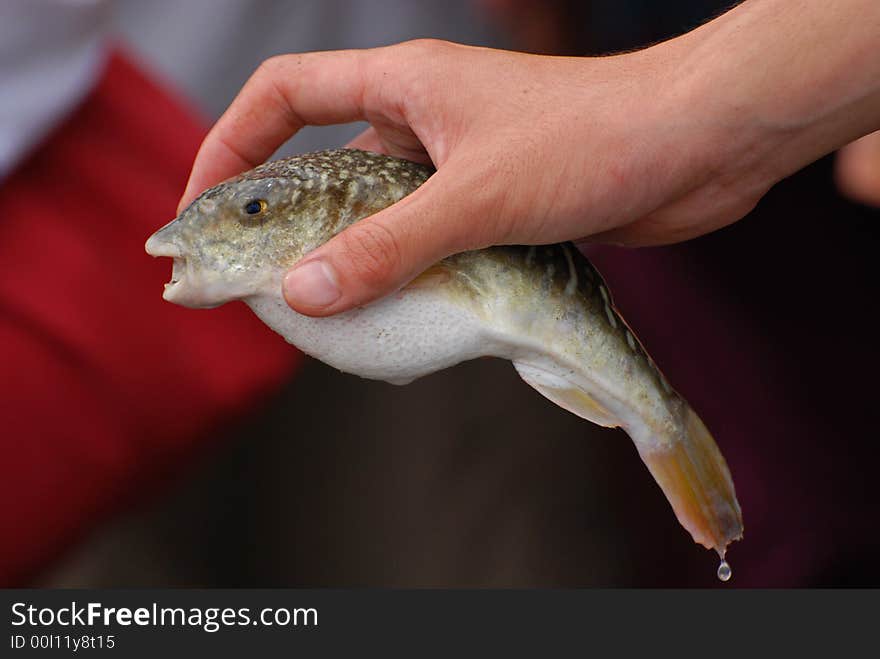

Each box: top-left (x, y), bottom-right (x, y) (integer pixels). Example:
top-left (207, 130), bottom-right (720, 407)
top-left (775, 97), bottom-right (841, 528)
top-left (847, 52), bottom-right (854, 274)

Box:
top-left (717, 560), bottom-right (732, 582)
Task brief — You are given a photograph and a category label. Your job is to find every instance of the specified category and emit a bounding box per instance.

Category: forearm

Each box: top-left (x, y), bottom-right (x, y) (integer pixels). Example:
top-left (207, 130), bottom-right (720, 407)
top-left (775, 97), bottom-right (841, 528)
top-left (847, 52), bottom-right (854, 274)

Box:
top-left (669, 0), bottom-right (880, 184)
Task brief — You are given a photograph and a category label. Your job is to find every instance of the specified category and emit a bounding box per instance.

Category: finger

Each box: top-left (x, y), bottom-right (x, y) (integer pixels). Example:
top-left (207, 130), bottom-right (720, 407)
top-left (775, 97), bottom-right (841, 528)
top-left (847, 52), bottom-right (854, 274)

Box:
top-left (346, 125), bottom-right (432, 166)
top-left (835, 130), bottom-right (880, 207)
top-left (282, 159), bottom-right (499, 316)
top-left (178, 49), bottom-right (377, 213)
top-left (345, 126), bottom-right (387, 154)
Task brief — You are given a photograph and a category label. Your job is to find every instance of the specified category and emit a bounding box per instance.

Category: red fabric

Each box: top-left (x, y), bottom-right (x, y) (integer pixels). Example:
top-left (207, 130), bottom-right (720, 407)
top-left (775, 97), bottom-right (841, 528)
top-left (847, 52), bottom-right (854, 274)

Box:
top-left (0, 50), bottom-right (300, 585)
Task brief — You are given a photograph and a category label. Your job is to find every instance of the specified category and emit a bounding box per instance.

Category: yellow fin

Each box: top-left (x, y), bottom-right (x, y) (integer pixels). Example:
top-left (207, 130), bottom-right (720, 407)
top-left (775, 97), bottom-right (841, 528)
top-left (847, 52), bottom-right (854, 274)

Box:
top-left (513, 361), bottom-right (619, 427)
top-left (638, 408), bottom-right (743, 554)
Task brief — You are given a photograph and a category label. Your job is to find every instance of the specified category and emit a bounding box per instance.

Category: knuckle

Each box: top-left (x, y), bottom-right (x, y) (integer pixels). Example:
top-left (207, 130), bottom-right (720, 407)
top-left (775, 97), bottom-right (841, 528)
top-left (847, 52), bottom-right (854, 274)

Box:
top-left (257, 55), bottom-right (288, 76)
top-left (250, 56), bottom-right (293, 98)
top-left (399, 38), bottom-right (451, 58)
top-left (338, 221), bottom-right (403, 289)
top-left (370, 41), bottom-right (455, 115)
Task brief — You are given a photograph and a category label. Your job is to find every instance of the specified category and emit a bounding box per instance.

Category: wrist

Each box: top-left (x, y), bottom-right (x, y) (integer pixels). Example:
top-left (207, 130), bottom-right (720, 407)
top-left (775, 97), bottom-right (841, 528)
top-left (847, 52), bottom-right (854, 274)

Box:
top-left (666, 0), bottom-right (880, 188)
top-left (650, 20), bottom-right (785, 198)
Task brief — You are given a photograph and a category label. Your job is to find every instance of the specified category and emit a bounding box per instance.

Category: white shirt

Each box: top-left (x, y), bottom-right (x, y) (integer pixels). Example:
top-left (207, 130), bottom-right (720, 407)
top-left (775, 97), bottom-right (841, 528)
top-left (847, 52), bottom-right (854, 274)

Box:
top-left (0, 0), bottom-right (498, 178)
top-left (0, 0), bottom-right (109, 178)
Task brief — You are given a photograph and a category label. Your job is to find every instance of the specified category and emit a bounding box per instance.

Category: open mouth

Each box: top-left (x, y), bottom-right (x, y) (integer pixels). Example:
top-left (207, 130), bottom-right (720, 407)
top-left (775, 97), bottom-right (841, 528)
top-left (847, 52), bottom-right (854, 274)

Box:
top-left (168, 257), bottom-right (186, 288)
top-left (146, 235), bottom-right (230, 310)
top-left (145, 233), bottom-right (183, 281)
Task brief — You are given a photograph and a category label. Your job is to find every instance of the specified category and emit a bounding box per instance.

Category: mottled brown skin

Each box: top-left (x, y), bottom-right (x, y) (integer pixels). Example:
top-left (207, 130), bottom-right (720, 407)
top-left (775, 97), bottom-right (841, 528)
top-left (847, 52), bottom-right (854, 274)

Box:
top-left (179, 149), bottom-right (432, 268)
top-left (443, 243), bottom-right (676, 398)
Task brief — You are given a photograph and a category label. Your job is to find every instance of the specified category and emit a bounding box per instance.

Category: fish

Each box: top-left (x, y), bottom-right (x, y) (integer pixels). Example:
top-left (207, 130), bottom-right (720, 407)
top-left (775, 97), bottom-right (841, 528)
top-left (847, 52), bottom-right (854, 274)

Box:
top-left (146, 148), bottom-right (743, 563)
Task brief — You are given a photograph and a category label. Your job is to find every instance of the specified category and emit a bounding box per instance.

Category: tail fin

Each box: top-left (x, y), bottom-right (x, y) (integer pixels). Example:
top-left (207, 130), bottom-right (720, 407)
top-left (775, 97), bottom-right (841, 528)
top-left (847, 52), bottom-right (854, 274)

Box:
top-left (637, 407), bottom-right (743, 555)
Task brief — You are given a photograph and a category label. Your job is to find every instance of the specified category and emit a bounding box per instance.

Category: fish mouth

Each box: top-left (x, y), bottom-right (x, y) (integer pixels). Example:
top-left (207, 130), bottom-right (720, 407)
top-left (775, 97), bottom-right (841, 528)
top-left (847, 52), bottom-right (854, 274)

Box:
top-left (167, 257), bottom-right (186, 289)
top-left (159, 255), bottom-right (193, 304)
top-left (145, 229), bottom-right (241, 309)
top-left (145, 233), bottom-right (190, 301)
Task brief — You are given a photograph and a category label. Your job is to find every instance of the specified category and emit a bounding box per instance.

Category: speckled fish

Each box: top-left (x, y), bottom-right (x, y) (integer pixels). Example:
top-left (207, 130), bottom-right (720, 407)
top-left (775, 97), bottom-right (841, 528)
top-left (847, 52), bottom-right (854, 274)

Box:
top-left (146, 148), bottom-right (743, 562)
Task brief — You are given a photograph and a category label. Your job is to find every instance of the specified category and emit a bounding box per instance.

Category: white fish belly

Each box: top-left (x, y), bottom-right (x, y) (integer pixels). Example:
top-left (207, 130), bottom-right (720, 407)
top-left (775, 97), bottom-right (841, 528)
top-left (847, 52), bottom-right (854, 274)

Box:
top-left (246, 287), bottom-right (497, 385)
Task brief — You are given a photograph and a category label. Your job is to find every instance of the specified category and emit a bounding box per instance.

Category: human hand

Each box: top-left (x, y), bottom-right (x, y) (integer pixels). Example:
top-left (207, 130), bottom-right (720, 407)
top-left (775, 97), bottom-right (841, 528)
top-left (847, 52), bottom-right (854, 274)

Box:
top-left (178, 1), bottom-right (880, 317)
top-left (176, 40), bottom-right (764, 316)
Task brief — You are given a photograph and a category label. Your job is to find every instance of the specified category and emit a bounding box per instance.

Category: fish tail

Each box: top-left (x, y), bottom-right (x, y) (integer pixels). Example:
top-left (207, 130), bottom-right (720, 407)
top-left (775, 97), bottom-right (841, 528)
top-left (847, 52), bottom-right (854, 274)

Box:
top-left (514, 359), bottom-right (743, 556)
top-left (635, 407), bottom-right (743, 555)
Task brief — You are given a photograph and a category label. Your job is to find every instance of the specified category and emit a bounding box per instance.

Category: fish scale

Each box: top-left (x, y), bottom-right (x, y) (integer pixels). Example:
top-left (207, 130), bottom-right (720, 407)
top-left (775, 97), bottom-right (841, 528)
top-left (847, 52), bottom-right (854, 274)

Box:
top-left (146, 148), bottom-right (743, 577)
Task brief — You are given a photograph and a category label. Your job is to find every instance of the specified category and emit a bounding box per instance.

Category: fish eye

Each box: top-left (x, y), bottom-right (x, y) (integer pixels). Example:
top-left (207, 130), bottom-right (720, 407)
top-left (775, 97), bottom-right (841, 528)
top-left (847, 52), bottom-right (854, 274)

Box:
top-left (244, 199), bottom-right (267, 215)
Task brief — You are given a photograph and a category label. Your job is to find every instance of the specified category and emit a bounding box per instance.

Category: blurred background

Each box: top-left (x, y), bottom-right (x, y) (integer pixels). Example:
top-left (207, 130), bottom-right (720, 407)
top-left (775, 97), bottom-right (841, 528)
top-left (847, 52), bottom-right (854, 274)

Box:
top-left (2, 0), bottom-right (878, 588)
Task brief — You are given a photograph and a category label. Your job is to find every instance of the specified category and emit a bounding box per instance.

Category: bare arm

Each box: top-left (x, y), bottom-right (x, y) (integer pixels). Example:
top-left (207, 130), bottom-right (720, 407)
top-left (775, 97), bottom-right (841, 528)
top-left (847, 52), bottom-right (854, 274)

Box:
top-left (177, 0), bottom-right (880, 316)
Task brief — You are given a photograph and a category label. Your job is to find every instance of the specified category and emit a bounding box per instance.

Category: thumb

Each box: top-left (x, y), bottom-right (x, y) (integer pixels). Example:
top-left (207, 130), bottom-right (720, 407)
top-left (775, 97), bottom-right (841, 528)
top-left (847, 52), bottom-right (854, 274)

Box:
top-left (282, 163), bottom-right (497, 316)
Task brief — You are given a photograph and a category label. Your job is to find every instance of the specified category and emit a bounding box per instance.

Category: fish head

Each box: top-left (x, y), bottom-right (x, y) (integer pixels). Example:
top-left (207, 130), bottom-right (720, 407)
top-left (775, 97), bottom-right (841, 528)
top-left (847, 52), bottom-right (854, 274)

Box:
top-left (145, 175), bottom-right (319, 308)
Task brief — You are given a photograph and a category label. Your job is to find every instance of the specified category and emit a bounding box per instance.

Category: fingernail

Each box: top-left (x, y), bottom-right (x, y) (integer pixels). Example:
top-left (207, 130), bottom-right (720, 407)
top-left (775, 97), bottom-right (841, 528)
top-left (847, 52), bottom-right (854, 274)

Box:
top-left (283, 260), bottom-right (341, 308)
